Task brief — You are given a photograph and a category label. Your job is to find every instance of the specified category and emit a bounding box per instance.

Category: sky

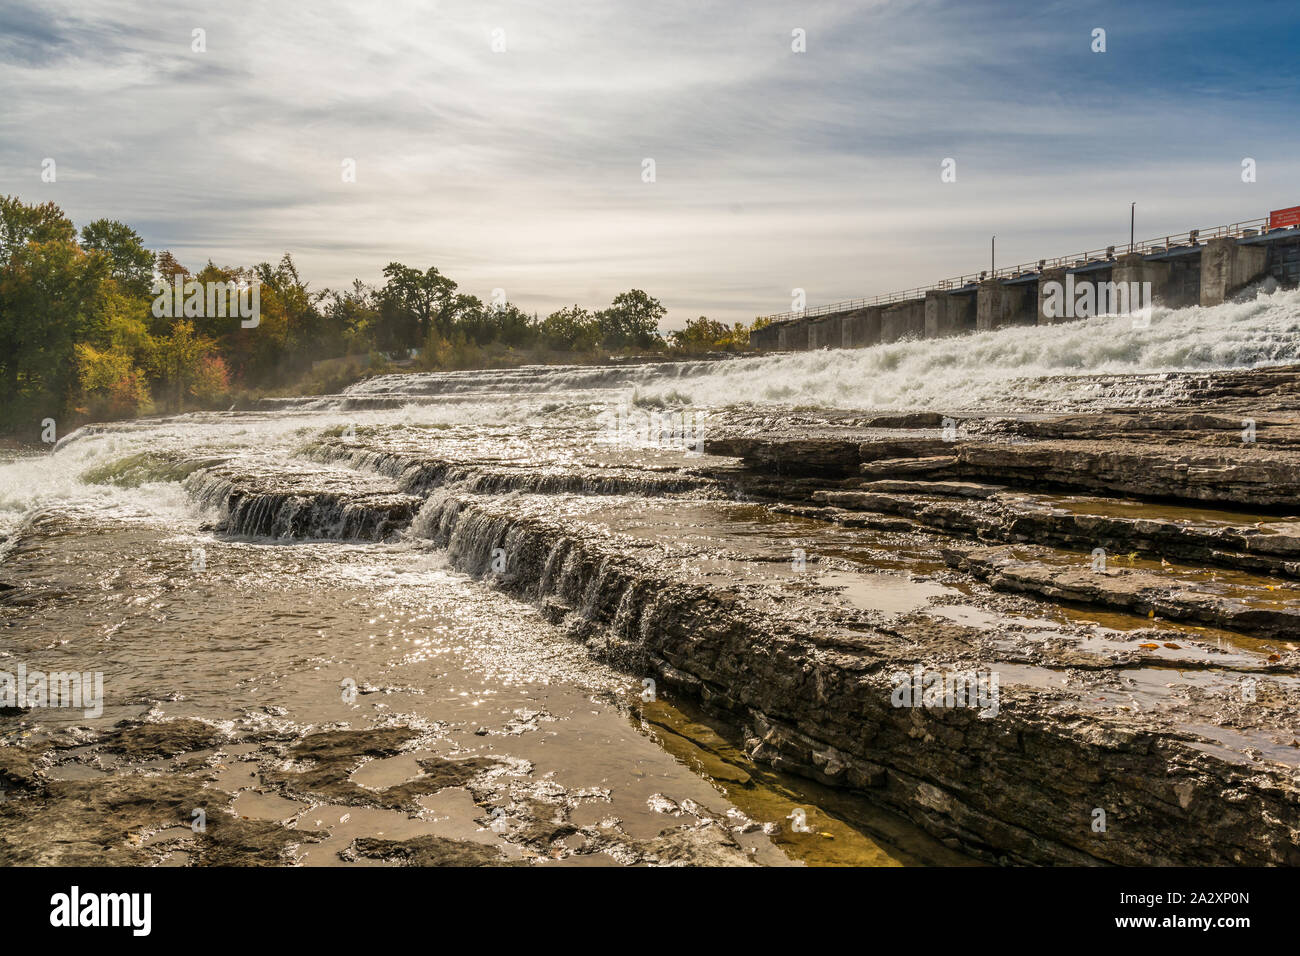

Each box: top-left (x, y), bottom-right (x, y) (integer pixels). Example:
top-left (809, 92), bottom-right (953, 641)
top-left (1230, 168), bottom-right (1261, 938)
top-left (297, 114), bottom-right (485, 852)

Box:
top-left (2, 0), bottom-right (1298, 327)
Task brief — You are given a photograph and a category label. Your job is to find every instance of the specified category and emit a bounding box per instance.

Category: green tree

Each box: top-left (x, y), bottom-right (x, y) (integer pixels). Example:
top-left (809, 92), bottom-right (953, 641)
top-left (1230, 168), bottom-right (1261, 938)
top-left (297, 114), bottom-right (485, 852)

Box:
top-left (148, 251), bottom-right (191, 336)
top-left (485, 303), bottom-right (538, 348)
top-left (539, 305), bottom-right (600, 351)
top-left (74, 342), bottom-right (151, 420)
top-left (595, 289), bottom-right (665, 350)
top-left (73, 284), bottom-right (156, 421)
top-left (444, 294), bottom-right (492, 345)
top-left (324, 280), bottom-right (381, 355)
top-left (0, 196), bottom-right (75, 264)
top-left (0, 223), bottom-right (108, 425)
top-left (669, 316), bottom-right (731, 353)
top-left (257, 255), bottom-right (319, 341)
top-left (80, 219), bottom-right (155, 298)
top-left (154, 250), bottom-right (189, 281)
top-left (379, 263), bottom-right (457, 349)
top-left (151, 319), bottom-right (218, 411)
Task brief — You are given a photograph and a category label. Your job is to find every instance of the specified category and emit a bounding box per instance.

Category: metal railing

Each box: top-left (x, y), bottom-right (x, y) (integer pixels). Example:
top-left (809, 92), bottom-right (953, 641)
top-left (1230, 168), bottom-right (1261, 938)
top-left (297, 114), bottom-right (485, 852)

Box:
top-left (760, 217), bottom-right (1272, 323)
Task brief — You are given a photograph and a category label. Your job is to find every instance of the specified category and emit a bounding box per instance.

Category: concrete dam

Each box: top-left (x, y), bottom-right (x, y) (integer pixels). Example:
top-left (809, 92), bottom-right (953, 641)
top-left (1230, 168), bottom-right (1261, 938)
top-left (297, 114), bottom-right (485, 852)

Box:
top-left (751, 209), bottom-right (1300, 351)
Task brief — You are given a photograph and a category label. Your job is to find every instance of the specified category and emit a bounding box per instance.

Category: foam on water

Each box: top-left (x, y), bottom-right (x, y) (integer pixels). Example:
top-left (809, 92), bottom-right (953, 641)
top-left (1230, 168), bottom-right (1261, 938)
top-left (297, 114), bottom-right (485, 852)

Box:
top-left (2, 286), bottom-right (1298, 547)
top-left (638, 286), bottom-right (1300, 412)
top-left (331, 286), bottom-right (1300, 414)
top-left (0, 397), bottom-right (546, 545)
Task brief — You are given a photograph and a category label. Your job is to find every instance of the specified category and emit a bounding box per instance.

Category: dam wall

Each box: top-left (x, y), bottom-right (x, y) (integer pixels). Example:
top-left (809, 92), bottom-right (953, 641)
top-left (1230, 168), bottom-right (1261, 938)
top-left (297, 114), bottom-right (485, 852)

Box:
top-left (924, 289), bottom-right (976, 338)
top-left (880, 299), bottom-right (925, 344)
top-left (977, 278), bottom-right (1036, 331)
top-left (776, 319), bottom-right (807, 351)
top-left (753, 218), bottom-right (1300, 350)
top-left (807, 313), bottom-right (843, 350)
top-left (842, 306), bottom-right (883, 347)
top-left (1201, 236), bottom-right (1270, 307)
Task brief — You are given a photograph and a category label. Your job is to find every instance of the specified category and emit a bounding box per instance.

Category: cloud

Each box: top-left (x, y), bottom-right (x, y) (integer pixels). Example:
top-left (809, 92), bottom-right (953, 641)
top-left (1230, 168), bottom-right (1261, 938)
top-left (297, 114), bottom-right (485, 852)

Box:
top-left (1, 0), bottom-right (1297, 326)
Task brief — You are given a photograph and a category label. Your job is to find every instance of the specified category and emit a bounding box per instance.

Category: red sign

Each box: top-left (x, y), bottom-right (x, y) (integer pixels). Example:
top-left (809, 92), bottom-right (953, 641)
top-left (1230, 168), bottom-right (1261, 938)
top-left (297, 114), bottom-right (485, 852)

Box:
top-left (1269, 206), bottom-right (1300, 229)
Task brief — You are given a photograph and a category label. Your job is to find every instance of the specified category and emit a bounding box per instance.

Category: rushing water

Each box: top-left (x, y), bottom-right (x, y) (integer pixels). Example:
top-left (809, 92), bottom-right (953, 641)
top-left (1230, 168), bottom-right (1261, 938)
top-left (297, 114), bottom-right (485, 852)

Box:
top-left (1, 285), bottom-right (1298, 865)
top-left (345, 285), bottom-right (1300, 411)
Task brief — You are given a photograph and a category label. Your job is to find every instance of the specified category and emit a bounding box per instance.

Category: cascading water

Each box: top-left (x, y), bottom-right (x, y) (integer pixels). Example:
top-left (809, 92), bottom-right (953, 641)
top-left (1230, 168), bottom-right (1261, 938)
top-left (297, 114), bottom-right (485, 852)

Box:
top-left (2, 284), bottom-right (1300, 867)
top-left (234, 285), bottom-right (1300, 418)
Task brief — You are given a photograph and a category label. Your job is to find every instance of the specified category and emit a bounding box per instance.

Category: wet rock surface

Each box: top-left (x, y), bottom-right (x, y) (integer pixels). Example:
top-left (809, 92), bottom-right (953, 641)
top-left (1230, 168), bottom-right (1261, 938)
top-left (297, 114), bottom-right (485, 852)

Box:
top-left (262, 366), bottom-right (1300, 864)
top-left (0, 708), bottom-right (799, 866)
top-left (947, 545), bottom-right (1300, 641)
top-left (2, 512), bottom-right (938, 867)
top-left (341, 835), bottom-right (521, 866)
top-left (9, 361), bottom-right (1300, 866)
top-left (0, 720), bottom-right (328, 866)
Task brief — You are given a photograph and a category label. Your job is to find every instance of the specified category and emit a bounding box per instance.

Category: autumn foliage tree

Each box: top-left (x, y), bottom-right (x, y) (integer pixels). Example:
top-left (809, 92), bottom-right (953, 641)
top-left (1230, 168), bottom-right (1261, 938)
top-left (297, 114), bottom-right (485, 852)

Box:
top-left (0, 194), bottom-right (738, 435)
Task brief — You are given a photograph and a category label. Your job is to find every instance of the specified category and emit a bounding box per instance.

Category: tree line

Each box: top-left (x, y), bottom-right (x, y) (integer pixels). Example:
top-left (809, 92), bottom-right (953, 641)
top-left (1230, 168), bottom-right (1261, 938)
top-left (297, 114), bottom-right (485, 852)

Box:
top-left (0, 195), bottom-right (768, 435)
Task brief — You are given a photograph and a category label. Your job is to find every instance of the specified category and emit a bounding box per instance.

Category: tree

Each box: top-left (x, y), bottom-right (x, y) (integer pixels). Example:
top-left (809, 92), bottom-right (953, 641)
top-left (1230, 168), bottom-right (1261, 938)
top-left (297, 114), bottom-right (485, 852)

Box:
top-left (379, 263), bottom-right (457, 349)
top-left (191, 354), bottom-right (231, 405)
top-left (540, 305), bottom-right (600, 351)
top-left (74, 342), bottom-right (151, 420)
top-left (246, 253), bottom-right (326, 376)
top-left (669, 316), bottom-right (731, 353)
top-left (0, 193), bottom-right (687, 429)
top-left (154, 250), bottom-right (190, 281)
top-left (80, 219), bottom-right (154, 297)
top-left (324, 280), bottom-right (380, 355)
top-left (72, 283), bottom-right (156, 421)
top-left (147, 251), bottom-right (192, 336)
top-left (485, 303), bottom-right (537, 348)
top-left (0, 196), bottom-right (75, 266)
top-left (595, 289), bottom-right (665, 350)
top-left (0, 228), bottom-right (107, 424)
top-left (151, 319), bottom-right (217, 411)
top-left (442, 294), bottom-right (492, 345)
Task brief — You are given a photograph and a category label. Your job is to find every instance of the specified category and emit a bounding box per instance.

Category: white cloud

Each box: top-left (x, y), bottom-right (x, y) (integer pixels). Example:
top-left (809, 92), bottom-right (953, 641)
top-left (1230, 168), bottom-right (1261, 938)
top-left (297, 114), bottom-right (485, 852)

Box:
top-left (1, 0), bottom-right (1296, 326)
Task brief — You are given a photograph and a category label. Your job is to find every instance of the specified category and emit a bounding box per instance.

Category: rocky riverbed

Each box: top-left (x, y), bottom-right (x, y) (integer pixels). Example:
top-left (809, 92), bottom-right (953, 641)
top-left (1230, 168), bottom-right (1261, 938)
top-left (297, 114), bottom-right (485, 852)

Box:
top-left (3, 358), bottom-right (1300, 865)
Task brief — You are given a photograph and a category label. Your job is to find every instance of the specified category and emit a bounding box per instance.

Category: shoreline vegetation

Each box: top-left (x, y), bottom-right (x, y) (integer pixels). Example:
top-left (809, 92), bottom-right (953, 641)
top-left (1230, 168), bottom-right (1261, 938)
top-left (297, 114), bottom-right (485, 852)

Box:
top-left (0, 195), bottom-right (771, 442)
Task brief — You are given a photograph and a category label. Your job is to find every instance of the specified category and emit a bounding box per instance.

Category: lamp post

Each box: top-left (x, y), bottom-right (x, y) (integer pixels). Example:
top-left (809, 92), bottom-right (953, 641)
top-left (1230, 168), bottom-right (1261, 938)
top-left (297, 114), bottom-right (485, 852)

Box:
top-left (1130, 202), bottom-right (1135, 254)
top-left (991, 235), bottom-right (996, 275)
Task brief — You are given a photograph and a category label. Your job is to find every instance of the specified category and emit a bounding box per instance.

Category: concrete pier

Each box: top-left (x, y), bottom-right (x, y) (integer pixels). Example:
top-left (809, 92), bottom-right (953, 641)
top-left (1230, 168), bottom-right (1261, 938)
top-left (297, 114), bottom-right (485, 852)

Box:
top-left (808, 314), bottom-right (843, 350)
top-left (976, 280), bottom-right (1036, 331)
top-left (1163, 256), bottom-right (1202, 308)
top-left (1036, 267), bottom-right (1069, 324)
top-left (1112, 253), bottom-right (1172, 306)
top-left (842, 306), bottom-right (883, 348)
top-left (777, 319), bottom-right (807, 351)
top-left (924, 289), bottom-right (977, 338)
top-left (750, 322), bottom-right (781, 349)
top-left (1201, 236), bottom-right (1269, 306)
top-left (880, 299), bottom-right (926, 344)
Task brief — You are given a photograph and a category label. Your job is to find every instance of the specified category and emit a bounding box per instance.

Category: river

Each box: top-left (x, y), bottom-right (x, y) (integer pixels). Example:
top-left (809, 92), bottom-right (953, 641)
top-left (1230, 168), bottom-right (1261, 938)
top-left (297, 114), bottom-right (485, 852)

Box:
top-left (2, 287), bottom-right (1298, 866)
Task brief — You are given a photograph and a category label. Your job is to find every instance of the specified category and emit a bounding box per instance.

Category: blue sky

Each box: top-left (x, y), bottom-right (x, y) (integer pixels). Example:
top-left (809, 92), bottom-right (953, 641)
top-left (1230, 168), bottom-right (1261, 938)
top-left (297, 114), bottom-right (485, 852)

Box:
top-left (2, 0), bottom-right (1297, 326)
